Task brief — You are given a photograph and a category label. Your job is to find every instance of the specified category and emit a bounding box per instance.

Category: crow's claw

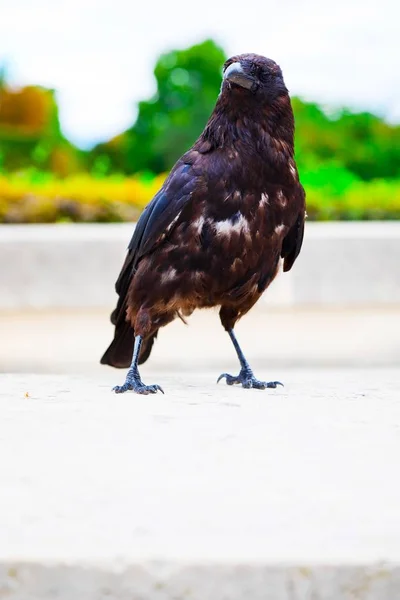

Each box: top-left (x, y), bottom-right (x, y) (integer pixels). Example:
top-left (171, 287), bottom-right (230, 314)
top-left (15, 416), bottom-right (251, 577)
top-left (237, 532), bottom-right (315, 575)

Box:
top-left (113, 380), bottom-right (164, 395)
top-left (217, 373), bottom-right (239, 386)
top-left (217, 370), bottom-right (283, 390)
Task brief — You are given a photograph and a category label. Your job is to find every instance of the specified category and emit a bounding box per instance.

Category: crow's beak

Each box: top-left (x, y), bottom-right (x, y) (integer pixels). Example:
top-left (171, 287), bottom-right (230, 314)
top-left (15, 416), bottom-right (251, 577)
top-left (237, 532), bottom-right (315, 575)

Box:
top-left (224, 62), bottom-right (257, 91)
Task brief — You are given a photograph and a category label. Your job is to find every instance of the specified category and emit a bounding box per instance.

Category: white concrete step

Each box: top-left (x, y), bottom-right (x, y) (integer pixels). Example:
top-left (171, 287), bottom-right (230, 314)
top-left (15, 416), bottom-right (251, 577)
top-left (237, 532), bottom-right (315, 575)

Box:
top-left (1, 222), bottom-right (400, 310)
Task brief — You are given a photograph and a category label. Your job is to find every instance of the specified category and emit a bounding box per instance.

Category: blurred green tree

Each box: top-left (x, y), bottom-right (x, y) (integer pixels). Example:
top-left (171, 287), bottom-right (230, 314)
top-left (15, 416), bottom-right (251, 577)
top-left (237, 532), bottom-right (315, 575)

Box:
top-left (292, 98), bottom-right (400, 181)
top-left (88, 39), bottom-right (226, 174)
top-left (2, 41), bottom-right (400, 187)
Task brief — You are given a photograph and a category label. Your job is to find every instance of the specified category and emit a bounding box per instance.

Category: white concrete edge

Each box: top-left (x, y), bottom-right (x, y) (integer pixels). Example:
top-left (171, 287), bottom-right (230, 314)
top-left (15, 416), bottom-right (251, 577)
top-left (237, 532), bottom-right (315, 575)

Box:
top-left (1, 560), bottom-right (399, 599)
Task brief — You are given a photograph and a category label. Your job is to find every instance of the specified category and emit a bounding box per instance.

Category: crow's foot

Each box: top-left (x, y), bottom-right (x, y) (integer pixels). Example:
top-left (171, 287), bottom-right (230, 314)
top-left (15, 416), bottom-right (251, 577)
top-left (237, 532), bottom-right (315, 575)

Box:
top-left (113, 377), bottom-right (164, 395)
top-left (217, 369), bottom-right (283, 390)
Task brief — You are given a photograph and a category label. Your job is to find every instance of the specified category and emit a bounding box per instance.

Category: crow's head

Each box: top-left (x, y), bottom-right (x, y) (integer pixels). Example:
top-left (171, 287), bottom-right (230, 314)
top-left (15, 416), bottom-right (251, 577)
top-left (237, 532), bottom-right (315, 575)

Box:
top-left (198, 52), bottom-right (294, 156)
top-left (222, 54), bottom-right (288, 103)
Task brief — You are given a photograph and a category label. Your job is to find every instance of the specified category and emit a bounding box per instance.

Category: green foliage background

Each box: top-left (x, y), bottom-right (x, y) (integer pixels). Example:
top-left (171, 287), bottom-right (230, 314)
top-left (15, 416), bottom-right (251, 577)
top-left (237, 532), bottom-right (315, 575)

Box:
top-left (1, 39), bottom-right (400, 222)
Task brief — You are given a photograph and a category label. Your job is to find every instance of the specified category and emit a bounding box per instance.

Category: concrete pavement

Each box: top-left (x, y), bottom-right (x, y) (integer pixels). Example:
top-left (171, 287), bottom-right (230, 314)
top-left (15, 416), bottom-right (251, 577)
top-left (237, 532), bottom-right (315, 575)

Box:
top-left (1, 368), bottom-right (400, 598)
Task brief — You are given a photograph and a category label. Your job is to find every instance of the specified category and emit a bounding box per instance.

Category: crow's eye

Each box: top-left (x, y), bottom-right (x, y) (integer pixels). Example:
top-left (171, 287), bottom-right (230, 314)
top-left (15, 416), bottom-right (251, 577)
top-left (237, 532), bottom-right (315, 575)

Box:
top-left (249, 64), bottom-right (258, 77)
top-left (249, 64), bottom-right (263, 80)
top-left (259, 68), bottom-right (274, 82)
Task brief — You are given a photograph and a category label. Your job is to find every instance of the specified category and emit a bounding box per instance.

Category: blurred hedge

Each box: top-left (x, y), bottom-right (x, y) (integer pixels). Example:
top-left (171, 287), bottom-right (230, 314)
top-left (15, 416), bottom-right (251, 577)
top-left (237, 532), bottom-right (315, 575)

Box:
top-left (1, 170), bottom-right (399, 223)
top-left (306, 179), bottom-right (400, 220)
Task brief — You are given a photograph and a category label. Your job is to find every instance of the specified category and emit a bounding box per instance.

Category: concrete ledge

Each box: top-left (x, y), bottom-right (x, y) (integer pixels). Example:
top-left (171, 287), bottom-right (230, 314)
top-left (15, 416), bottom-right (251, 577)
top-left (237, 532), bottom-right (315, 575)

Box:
top-left (2, 370), bottom-right (400, 598)
top-left (1, 561), bottom-right (400, 599)
top-left (1, 222), bottom-right (400, 310)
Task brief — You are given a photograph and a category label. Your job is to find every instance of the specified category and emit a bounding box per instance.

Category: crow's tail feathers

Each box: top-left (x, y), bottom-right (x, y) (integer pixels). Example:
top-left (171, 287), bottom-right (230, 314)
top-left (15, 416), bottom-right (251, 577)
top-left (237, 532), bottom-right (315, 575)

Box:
top-left (100, 318), bottom-right (159, 368)
top-left (101, 255), bottom-right (159, 368)
top-left (100, 318), bottom-right (134, 369)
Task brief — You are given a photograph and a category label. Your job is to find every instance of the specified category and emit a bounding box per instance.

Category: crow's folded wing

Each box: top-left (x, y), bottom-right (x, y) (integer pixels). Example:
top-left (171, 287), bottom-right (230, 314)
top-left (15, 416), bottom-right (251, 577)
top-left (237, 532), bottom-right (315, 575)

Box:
top-left (113, 160), bottom-right (198, 314)
top-left (281, 186), bottom-right (306, 272)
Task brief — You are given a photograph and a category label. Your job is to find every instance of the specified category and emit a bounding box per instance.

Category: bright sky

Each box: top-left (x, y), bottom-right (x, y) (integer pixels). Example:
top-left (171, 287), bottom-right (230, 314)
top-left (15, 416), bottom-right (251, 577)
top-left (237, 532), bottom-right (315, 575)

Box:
top-left (1, 0), bottom-right (398, 147)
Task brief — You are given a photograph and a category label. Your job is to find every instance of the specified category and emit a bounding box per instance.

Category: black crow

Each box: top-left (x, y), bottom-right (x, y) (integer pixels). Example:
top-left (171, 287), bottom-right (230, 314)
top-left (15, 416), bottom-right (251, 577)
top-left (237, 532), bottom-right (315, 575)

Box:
top-left (101, 53), bottom-right (306, 394)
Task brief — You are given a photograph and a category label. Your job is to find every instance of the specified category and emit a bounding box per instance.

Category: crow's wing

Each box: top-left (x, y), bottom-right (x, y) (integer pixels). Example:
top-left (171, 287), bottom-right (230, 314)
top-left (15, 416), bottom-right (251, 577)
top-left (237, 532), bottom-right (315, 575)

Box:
top-left (113, 160), bottom-right (198, 312)
top-left (281, 186), bottom-right (306, 272)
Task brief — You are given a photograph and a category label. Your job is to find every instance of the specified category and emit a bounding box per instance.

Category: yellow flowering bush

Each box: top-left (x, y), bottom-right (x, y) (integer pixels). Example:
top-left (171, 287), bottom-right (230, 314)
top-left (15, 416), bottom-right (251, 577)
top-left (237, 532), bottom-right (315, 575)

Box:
top-left (0, 172), bottom-right (167, 223)
top-left (0, 170), bottom-right (399, 223)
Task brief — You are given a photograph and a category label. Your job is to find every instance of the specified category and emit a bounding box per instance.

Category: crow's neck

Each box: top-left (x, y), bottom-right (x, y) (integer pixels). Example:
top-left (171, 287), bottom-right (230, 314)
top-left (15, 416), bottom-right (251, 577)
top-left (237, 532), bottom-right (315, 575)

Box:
top-left (198, 95), bottom-right (295, 165)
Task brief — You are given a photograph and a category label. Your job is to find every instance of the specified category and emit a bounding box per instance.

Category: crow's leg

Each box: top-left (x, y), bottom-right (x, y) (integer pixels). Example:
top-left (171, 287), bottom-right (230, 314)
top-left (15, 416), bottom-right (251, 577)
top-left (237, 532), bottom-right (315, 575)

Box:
top-left (217, 328), bottom-right (283, 390)
top-left (113, 335), bottom-right (164, 395)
